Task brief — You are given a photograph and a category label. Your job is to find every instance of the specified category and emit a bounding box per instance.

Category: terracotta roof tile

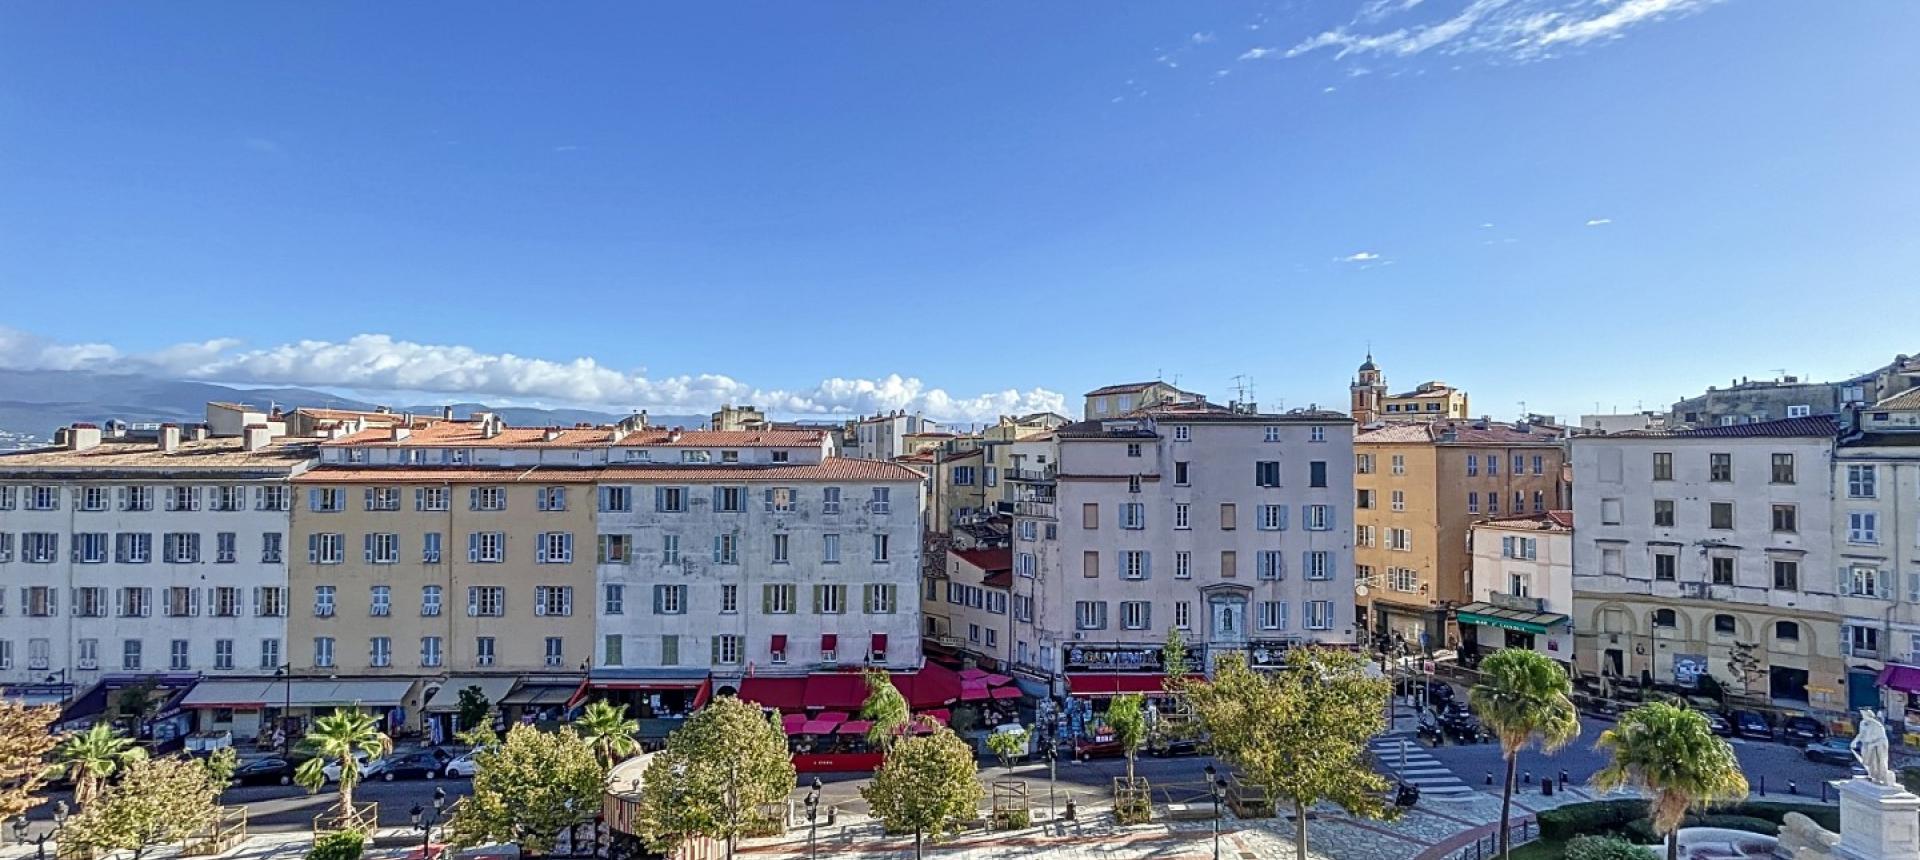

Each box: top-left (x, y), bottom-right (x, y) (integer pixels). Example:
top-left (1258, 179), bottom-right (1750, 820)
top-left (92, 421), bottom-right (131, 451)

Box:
top-left (1358, 419), bottom-right (1561, 445)
top-left (614, 429), bottom-right (825, 448)
top-left (1, 438), bottom-right (319, 471)
top-left (599, 457), bottom-right (922, 483)
top-left (1874, 389), bottom-right (1920, 409)
top-left (1084, 381), bottom-right (1170, 397)
top-left (293, 467), bottom-right (603, 484)
top-left (327, 424), bottom-right (616, 447)
top-left (951, 546), bottom-right (1012, 574)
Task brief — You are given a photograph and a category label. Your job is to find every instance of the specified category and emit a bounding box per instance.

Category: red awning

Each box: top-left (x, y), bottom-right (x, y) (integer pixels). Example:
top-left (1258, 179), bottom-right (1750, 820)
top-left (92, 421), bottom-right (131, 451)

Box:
top-left (870, 634), bottom-right (889, 657)
top-left (691, 678), bottom-right (714, 710)
top-left (771, 634), bottom-right (788, 654)
top-left (960, 681), bottom-right (991, 701)
top-left (1880, 664), bottom-right (1920, 695)
top-left (838, 720), bottom-right (873, 735)
top-left (821, 633), bottom-right (838, 653)
top-left (894, 661), bottom-right (963, 708)
top-left (739, 677), bottom-right (809, 711)
top-left (990, 686), bottom-right (1023, 700)
top-left (803, 673), bottom-right (869, 710)
top-left (1065, 673), bottom-right (1199, 697)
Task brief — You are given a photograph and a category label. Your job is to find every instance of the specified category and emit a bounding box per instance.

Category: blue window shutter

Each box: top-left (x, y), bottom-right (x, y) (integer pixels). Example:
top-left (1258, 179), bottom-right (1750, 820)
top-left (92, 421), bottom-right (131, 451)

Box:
top-left (764, 488), bottom-right (774, 511)
top-left (307, 489), bottom-right (320, 511)
top-left (363, 488), bottom-right (373, 509)
top-left (537, 492), bottom-right (547, 512)
top-left (468, 533), bottom-right (479, 562)
top-left (1279, 505), bottom-right (1288, 530)
top-left (652, 586), bottom-right (663, 614)
top-left (1325, 506), bottom-right (1335, 530)
top-left (712, 536), bottom-right (722, 562)
top-left (363, 534), bottom-right (372, 562)
top-left (654, 487), bottom-right (665, 511)
top-left (1142, 553), bottom-right (1152, 579)
top-left (414, 488), bottom-right (424, 510)
top-left (536, 533), bottom-right (548, 564)
top-left (555, 487), bottom-right (566, 509)
top-left (307, 534), bottom-right (318, 563)
top-left (468, 488), bottom-right (479, 510)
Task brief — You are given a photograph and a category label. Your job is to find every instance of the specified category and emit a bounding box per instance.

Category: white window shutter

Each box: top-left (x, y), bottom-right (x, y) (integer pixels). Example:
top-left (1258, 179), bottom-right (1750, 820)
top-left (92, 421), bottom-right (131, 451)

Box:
top-left (562, 587), bottom-right (573, 616)
top-left (469, 488), bottom-right (479, 510)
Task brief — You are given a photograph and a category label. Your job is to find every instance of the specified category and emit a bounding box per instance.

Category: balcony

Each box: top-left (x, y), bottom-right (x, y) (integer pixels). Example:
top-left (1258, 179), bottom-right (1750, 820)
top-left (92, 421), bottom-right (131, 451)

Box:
top-left (1007, 467), bottom-right (1057, 483)
top-left (1014, 500), bottom-right (1056, 519)
top-left (1486, 592), bottom-right (1545, 613)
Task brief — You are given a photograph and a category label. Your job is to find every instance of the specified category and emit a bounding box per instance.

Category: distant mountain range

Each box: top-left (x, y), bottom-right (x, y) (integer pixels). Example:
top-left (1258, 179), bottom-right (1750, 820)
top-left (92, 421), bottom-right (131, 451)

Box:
top-left (0, 369), bottom-right (708, 448)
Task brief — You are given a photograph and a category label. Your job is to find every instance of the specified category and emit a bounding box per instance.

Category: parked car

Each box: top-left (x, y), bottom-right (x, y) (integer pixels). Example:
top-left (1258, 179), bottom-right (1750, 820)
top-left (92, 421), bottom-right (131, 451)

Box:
top-left (1782, 716), bottom-right (1827, 745)
top-left (1731, 711), bottom-right (1773, 741)
top-left (1396, 678), bottom-right (1454, 707)
top-left (1805, 738), bottom-right (1857, 767)
top-left (443, 750), bottom-right (480, 778)
top-left (320, 752), bottom-right (373, 783)
top-left (1705, 712), bottom-right (1732, 736)
top-left (230, 757), bottom-right (294, 786)
top-left (1149, 736), bottom-right (1203, 757)
top-left (367, 752), bottom-right (445, 781)
top-left (1073, 737), bottom-right (1124, 760)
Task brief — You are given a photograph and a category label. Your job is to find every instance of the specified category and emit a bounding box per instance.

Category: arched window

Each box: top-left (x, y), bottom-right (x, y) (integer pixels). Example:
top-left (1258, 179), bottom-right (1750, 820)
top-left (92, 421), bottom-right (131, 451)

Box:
top-left (1653, 608), bottom-right (1677, 628)
top-left (1713, 614), bottom-right (1736, 635)
top-left (1775, 621), bottom-right (1800, 641)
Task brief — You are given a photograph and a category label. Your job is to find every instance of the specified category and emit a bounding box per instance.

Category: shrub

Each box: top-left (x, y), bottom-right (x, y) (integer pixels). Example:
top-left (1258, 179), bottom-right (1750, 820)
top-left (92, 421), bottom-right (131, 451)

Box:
top-left (1537, 800), bottom-right (1644, 841)
top-left (992, 808), bottom-right (1031, 830)
top-left (1565, 835), bottom-right (1657, 860)
top-left (1113, 797), bottom-right (1153, 825)
top-left (307, 831), bottom-right (364, 860)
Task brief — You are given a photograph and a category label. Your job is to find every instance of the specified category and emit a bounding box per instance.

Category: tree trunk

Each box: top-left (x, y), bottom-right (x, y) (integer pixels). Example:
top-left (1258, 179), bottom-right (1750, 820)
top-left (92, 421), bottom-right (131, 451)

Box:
top-left (725, 833), bottom-right (736, 860)
top-left (1498, 751), bottom-right (1517, 860)
top-left (1294, 799), bottom-right (1308, 860)
top-left (914, 828), bottom-right (923, 860)
top-left (1126, 751), bottom-right (1135, 783)
top-left (1666, 829), bottom-right (1679, 860)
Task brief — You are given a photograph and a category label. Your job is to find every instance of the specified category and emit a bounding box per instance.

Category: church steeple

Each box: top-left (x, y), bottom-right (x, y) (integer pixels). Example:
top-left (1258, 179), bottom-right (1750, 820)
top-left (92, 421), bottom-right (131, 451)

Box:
top-left (1351, 352), bottom-right (1386, 425)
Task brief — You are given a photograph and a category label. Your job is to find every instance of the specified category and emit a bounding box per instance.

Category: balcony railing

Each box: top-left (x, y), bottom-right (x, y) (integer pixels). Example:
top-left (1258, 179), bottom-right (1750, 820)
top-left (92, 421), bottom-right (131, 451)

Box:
top-left (1014, 500), bottom-right (1057, 519)
top-left (1007, 467), bottom-right (1057, 483)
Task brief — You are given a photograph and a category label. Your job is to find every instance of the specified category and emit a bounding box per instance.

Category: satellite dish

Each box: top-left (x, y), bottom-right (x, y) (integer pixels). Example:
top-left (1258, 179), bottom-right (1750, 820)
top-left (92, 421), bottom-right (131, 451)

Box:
top-left (1355, 584), bottom-right (1370, 597)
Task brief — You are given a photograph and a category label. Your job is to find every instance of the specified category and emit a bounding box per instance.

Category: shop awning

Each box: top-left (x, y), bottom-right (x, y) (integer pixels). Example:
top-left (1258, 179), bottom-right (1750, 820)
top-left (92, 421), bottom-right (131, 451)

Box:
top-left (895, 661), bottom-right (963, 709)
top-left (583, 668), bottom-right (710, 692)
top-left (960, 681), bottom-right (991, 701)
top-left (426, 676), bottom-right (520, 713)
top-left (502, 683), bottom-right (581, 708)
top-left (1454, 601), bottom-right (1569, 635)
top-left (804, 673), bottom-right (869, 710)
top-left (62, 674), bottom-right (200, 725)
top-left (1879, 664), bottom-right (1920, 695)
top-left (1066, 673), bottom-right (1197, 697)
top-left (838, 720), bottom-right (872, 736)
top-left (180, 678), bottom-right (414, 710)
top-left (740, 677), bottom-right (809, 712)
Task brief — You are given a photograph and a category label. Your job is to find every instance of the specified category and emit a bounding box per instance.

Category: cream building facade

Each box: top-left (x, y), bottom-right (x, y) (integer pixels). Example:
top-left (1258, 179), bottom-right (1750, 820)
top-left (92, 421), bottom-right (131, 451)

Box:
top-left (1463, 512), bottom-right (1575, 665)
top-left (1832, 392), bottom-right (1920, 718)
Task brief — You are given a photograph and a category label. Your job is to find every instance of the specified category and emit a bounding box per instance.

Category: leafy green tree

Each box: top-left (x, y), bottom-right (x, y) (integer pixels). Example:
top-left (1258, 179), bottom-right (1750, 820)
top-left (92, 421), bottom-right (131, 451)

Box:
top-left (635, 696), bottom-right (796, 859)
top-left (201, 747), bottom-right (240, 785)
top-left (1106, 694), bottom-right (1148, 784)
top-left (1471, 649), bottom-right (1581, 860)
top-left (859, 669), bottom-right (910, 751)
top-left (0, 702), bottom-right (59, 827)
top-left (57, 724), bottom-right (148, 808)
top-left (574, 700), bottom-right (641, 768)
top-left (1186, 649), bottom-right (1394, 860)
top-left (1593, 703), bottom-right (1749, 860)
top-left (1161, 627), bottom-right (1192, 693)
top-left (984, 726), bottom-right (1028, 775)
top-left (114, 682), bottom-right (161, 730)
top-left (456, 685), bottom-right (493, 733)
top-left (293, 709), bottom-right (391, 820)
top-left (61, 755), bottom-right (222, 860)
top-left (448, 724), bottom-right (605, 856)
top-left (862, 726), bottom-right (983, 860)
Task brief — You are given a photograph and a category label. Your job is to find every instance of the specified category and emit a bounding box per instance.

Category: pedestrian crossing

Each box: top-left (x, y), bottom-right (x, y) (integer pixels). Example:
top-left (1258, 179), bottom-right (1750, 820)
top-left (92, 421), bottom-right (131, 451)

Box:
top-left (1369, 736), bottom-right (1476, 799)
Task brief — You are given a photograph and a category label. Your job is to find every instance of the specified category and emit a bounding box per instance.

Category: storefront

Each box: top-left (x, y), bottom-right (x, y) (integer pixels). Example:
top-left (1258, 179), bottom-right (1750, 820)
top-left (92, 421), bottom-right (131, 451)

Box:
top-left (733, 664), bottom-right (964, 772)
top-left (1246, 638), bottom-right (1306, 669)
top-left (178, 678), bottom-right (422, 745)
top-left (570, 668), bottom-right (713, 741)
top-left (57, 673), bottom-right (199, 748)
top-left (1453, 599), bottom-right (1571, 666)
top-left (499, 676), bottom-right (586, 726)
top-left (422, 676), bottom-right (521, 745)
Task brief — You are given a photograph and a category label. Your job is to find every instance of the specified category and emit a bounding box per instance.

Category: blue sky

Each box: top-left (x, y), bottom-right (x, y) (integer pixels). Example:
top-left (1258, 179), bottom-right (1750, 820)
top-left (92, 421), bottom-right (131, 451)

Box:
top-left (2, 1), bottom-right (1916, 423)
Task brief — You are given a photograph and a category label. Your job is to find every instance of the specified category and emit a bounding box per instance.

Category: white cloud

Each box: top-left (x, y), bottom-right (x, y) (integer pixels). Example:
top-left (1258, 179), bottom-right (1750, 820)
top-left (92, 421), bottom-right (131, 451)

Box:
top-left (1340, 251), bottom-right (1383, 263)
top-left (1323, 86), bottom-right (1338, 93)
top-left (1287, 0), bottom-right (1721, 63)
top-left (1585, 218), bottom-right (1612, 226)
top-left (1191, 31), bottom-right (1216, 44)
top-left (1480, 222), bottom-right (1496, 228)
top-left (0, 327), bottom-right (1066, 424)
top-left (1239, 47), bottom-right (1275, 60)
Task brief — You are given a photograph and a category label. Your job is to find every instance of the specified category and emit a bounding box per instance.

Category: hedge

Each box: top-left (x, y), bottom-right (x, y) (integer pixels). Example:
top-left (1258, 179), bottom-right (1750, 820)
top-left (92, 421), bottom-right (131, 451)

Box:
top-left (1539, 800), bottom-right (1839, 844)
top-left (1564, 835), bottom-right (1657, 860)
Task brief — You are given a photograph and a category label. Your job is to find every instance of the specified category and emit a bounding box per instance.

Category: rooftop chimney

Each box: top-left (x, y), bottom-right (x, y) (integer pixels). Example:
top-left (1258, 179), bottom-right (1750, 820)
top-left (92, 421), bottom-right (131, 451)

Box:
top-left (442, 405), bottom-right (454, 421)
top-left (189, 425), bottom-right (209, 442)
top-left (243, 424), bottom-right (273, 452)
top-left (543, 427), bottom-right (562, 442)
top-left (667, 429), bottom-right (683, 444)
top-left (391, 426), bottom-right (411, 442)
top-left (68, 423), bottom-right (103, 451)
top-left (158, 424), bottom-right (181, 453)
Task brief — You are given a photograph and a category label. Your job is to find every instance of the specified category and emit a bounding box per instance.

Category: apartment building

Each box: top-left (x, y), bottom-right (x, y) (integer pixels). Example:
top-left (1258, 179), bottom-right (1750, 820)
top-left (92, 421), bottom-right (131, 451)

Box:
top-left (1833, 392), bottom-right (1920, 718)
top-left (591, 429), bottom-right (926, 692)
top-left (843, 412), bottom-right (943, 461)
top-left (1570, 416), bottom-right (1843, 710)
top-left (1354, 419), bottom-right (1567, 649)
top-left (1667, 353), bottom-right (1920, 429)
top-left (1007, 402), bottom-right (1357, 694)
top-left (924, 547), bottom-right (1013, 667)
top-left (288, 414), bottom-right (601, 685)
top-left (1081, 381), bottom-right (1202, 421)
top-left (0, 407), bottom-right (316, 692)
top-left (1349, 354), bottom-right (1470, 425)
top-left (1463, 512), bottom-right (1575, 666)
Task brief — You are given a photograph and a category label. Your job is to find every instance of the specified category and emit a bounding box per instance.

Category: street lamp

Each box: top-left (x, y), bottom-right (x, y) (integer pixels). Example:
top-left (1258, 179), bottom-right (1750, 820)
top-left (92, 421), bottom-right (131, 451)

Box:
top-left (802, 777), bottom-right (822, 860)
top-left (273, 665), bottom-right (293, 755)
top-left (1044, 742), bottom-right (1057, 823)
top-left (1206, 765), bottom-right (1226, 860)
top-left (409, 787), bottom-right (448, 859)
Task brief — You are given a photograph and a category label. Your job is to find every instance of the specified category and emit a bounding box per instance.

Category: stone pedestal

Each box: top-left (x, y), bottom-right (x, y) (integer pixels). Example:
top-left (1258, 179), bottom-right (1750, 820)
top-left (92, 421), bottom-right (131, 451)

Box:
top-left (1837, 778), bottom-right (1920, 860)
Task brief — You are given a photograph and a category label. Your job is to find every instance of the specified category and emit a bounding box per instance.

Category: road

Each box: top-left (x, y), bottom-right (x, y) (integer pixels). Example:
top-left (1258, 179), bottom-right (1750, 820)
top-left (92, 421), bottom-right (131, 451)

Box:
top-left (17, 777), bottom-right (479, 837)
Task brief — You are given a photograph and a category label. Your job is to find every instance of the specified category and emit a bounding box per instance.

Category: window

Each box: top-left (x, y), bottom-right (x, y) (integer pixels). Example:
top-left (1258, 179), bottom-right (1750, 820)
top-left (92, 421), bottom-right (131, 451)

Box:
top-left (1255, 461), bottom-right (1282, 487)
top-left (1014, 595), bottom-right (1034, 622)
top-left (164, 485), bottom-right (199, 512)
top-left (872, 533), bottom-right (891, 562)
top-left (258, 638), bottom-right (280, 670)
top-left (314, 586), bottom-right (336, 617)
top-left (867, 584), bottom-right (897, 614)
top-left (1356, 489), bottom-right (1374, 510)
top-left (476, 637), bottom-right (496, 667)
top-left (1309, 461), bottom-right (1328, 487)
top-left (365, 487), bottom-right (401, 512)
top-left (1173, 601), bottom-right (1192, 630)
top-left (1770, 454), bottom-right (1795, 484)
top-left (598, 486), bottom-right (632, 512)
top-left (1847, 625), bottom-right (1880, 657)
top-left (77, 486), bottom-right (107, 511)
top-left (1848, 465), bottom-right (1878, 498)
top-left (1257, 601), bottom-right (1288, 630)
top-left (1123, 443), bottom-right (1142, 459)
top-left (821, 533), bottom-right (840, 564)
top-left (1120, 503), bottom-right (1146, 529)
top-left (1118, 550), bottom-right (1148, 579)
top-left (1219, 503), bottom-right (1237, 530)
top-left (1654, 553), bottom-right (1677, 582)
top-left (1174, 551), bottom-right (1191, 580)
top-left (1765, 620), bottom-right (1800, 642)
top-left (309, 488), bottom-right (344, 512)
top-left (536, 585), bottom-right (573, 617)
top-left (764, 584), bottom-right (796, 614)
top-left (1391, 455), bottom-right (1405, 475)
top-left (162, 532), bottom-right (200, 563)
top-left (601, 635), bottom-right (623, 667)
top-left (422, 586), bottom-right (442, 617)
top-left (1016, 552), bottom-right (1035, 577)
top-left (1652, 609), bottom-right (1676, 628)
top-left (720, 584), bottom-right (738, 613)
top-left (537, 531), bottom-right (573, 563)
top-left (1467, 492), bottom-right (1479, 514)
top-left (657, 635), bottom-right (679, 666)
top-left (422, 636), bottom-right (443, 668)
top-left (1356, 525), bottom-right (1375, 547)
top-left (1254, 550), bottom-right (1284, 581)
top-left (1082, 503), bottom-right (1100, 529)
top-left (1532, 455), bottom-right (1544, 475)
top-left (1356, 453), bottom-right (1374, 474)
top-left (470, 532), bottom-right (505, 563)
top-left (1305, 505), bottom-right (1331, 530)
top-left (1850, 566), bottom-right (1884, 598)
top-left (1513, 454), bottom-right (1525, 475)
top-left (544, 637), bottom-right (564, 667)
top-left (258, 587), bottom-right (287, 617)
top-left (1121, 601), bottom-right (1151, 630)
top-left (1486, 455), bottom-right (1498, 477)
top-left (1304, 550), bottom-right (1332, 581)
top-left (409, 486), bottom-right (446, 512)
top-left (536, 486), bottom-right (567, 511)
top-left (75, 587), bottom-right (106, 617)
top-left (1709, 453), bottom-right (1732, 482)
top-left (369, 637), bottom-right (392, 668)
top-left (1711, 556), bottom-right (1735, 585)
top-left (1019, 520), bottom-right (1038, 541)
top-left (1771, 504), bottom-right (1797, 533)
top-left (660, 534), bottom-right (681, 565)
top-left (714, 635), bottom-right (741, 665)
top-left (212, 639), bottom-right (234, 670)
top-left (369, 586), bottom-right (391, 617)
top-left (597, 533), bottom-right (630, 564)
top-left (655, 487), bottom-right (687, 512)
top-left (122, 486), bottom-right (154, 511)
top-left (162, 586), bottom-right (194, 617)
top-left (1075, 601), bottom-right (1108, 630)
top-left (1849, 512), bottom-right (1879, 544)
top-left (1532, 490), bottom-right (1545, 513)
top-left (468, 586), bottom-right (505, 617)
top-left (1598, 498), bottom-right (1622, 526)
top-left (1305, 601), bottom-right (1333, 630)
top-left (1174, 461), bottom-right (1189, 485)
top-left (1713, 614), bottom-right (1736, 635)
top-left (1709, 502), bottom-right (1734, 530)
top-left (1507, 572), bottom-right (1532, 597)
top-left (1772, 560), bottom-right (1799, 591)
top-left (953, 466), bottom-right (975, 486)
top-left (1258, 505), bottom-right (1286, 530)
top-left (1387, 528), bottom-right (1411, 551)
top-left (1391, 490), bottom-right (1405, 512)
top-left (871, 487), bottom-right (893, 513)
top-left (815, 487), bottom-right (842, 515)
top-left (1653, 499), bottom-right (1675, 527)
top-left (814, 584), bottom-right (847, 614)
top-left (1174, 503), bottom-right (1191, 529)
top-left (1173, 425), bottom-right (1190, 441)
top-left (366, 532), bottom-right (399, 564)
top-left (651, 584), bottom-right (688, 615)
top-left (767, 486), bottom-right (795, 512)
top-left (312, 637), bottom-right (334, 669)
top-left (1501, 536), bottom-right (1538, 560)
top-left (74, 533), bottom-right (107, 564)
top-left (262, 532), bottom-right (284, 564)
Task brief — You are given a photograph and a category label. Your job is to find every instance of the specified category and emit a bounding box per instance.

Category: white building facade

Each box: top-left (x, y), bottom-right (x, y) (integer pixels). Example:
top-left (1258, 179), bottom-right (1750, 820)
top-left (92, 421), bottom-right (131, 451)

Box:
top-left (592, 430), bottom-right (927, 686)
top-left (1463, 513), bottom-right (1575, 665)
top-left (1570, 417), bottom-right (1844, 709)
top-left (1007, 406), bottom-right (1358, 692)
top-left (1832, 393), bottom-right (1920, 718)
top-left (0, 419), bottom-right (315, 692)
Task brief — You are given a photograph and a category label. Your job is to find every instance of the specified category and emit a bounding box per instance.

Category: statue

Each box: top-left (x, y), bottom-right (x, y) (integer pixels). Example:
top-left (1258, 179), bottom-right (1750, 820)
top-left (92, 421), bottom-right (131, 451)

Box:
top-left (1852, 708), bottom-right (1893, 787)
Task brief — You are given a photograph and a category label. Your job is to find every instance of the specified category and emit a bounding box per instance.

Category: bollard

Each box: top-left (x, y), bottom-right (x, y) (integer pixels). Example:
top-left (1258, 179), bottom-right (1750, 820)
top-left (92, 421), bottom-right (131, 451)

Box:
top-left (1486, 772), bottom-right (1495, 786)
top-left (1064, 798), bottom-right (1077, 821)
top-left (1788, 780), bottom-right (1797, 796)
top-left (1542, 778), bottom-right (1554, 797)
top-left (1757, 776), bottom-right (1765, 796)
top-left (1822, 783), bottom-right (1830, 803)
top-left (1524, 771), bottom-right (1533, 785)
top-left (1559, 770), bottom-right (1570, 790)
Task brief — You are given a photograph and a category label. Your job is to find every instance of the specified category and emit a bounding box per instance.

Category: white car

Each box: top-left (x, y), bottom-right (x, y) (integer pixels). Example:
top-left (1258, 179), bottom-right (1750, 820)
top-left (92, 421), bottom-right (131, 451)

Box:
top-left (443, 750), bottom-right (480, 778)
top-left (320, 752), bottom-right (374, 783)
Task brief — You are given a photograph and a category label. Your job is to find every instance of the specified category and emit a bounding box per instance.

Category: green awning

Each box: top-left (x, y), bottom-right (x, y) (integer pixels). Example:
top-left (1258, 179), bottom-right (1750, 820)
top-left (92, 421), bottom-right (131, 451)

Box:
top-left (1454, 601), bottom-right (1568, 635)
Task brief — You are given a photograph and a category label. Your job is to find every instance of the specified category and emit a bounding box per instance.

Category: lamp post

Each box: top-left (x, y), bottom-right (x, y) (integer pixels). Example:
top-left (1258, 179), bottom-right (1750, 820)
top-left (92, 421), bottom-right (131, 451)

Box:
top-left (273, 665), bottom-right (293, 755)
top-left (409, 787), bottom-right (448, 860)
top-left (1206, 764), bottom-right (1223, 860)
top-left (803, 777), bottom-right (821, 860)
top-left (41, 800), bottom-right (67, 860)
top-left (1044, 743), bottom-right (1057, 822)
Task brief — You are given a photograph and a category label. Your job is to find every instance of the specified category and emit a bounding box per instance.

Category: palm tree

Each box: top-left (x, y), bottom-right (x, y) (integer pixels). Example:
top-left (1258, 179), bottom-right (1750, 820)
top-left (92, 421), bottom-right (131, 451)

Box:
top-left (1593, 703), bottom-right (1749, 860)
top-left (574, 700), bottom-right (641, 768)
top-left (293, 708), bottom-right (391, 821)
top-left (56, 724), bottom-right (147, 808)
top-left (1470, 649), bottom-right (1581, 860)
top-left (858, 669), bottom-right (910, 751)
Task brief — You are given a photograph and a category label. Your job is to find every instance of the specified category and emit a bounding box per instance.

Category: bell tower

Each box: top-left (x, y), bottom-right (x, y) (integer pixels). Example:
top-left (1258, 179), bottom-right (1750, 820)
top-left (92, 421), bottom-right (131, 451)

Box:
top-left (1351, 352), bottom-right (1386, 425)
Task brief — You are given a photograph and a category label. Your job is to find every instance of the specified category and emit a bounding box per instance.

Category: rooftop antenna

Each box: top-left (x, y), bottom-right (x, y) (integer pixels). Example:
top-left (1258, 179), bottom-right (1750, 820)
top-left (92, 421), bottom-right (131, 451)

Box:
top-left (1230, 374), bottom-right (1253, 405)
top-left (1519, 400), bottom-right (1528, 418)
